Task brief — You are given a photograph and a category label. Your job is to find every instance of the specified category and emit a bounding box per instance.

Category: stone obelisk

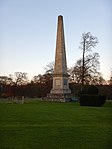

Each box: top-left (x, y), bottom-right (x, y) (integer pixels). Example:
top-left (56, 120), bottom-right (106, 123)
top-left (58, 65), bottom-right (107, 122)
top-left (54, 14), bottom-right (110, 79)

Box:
top-left (48, 15), bottom-right (71, 102)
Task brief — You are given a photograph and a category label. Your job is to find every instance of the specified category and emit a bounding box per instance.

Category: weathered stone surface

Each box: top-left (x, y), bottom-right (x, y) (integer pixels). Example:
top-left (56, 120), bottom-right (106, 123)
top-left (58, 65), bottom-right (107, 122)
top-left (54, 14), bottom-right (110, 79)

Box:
top-left (48, 15), bottom-right (71, 102)
top-left (47, 93), bottom-right (71, 102)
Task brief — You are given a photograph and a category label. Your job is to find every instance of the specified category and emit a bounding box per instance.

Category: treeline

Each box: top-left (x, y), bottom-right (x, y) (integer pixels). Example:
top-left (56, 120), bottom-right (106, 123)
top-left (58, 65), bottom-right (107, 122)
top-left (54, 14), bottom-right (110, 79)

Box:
top-left (0, 73), bottom-right (52, 99)
top-left (0, 72), bottom-right (112, 100)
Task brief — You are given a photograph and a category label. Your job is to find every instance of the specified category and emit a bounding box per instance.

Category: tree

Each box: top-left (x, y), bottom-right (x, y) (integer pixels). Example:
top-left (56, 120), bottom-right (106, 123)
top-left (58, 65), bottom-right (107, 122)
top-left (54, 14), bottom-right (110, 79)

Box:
top-left (108, 70), bottom-right (112, 85)
top-left (0, 76), bottom-right (13, 85)
top-left (71, 32), bottom-right (101, 86)
top-left (80, 32), bottom-right (99, 86)
top-left (71, 54), bottom-right (100, 84)
top-left (44, 61), bottom-right (54, 75)
top-left (11, 72), bottom-right (28, 99)
top-left (14, 72), bottom-right (28, 85)
top-left (32, 74), bottom-right (43, 84)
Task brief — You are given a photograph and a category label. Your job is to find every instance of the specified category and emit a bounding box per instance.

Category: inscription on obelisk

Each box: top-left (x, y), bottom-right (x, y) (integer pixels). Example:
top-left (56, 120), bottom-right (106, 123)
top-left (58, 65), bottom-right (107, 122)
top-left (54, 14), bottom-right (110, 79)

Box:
top-left (48, 15), bottom-right (71, 102)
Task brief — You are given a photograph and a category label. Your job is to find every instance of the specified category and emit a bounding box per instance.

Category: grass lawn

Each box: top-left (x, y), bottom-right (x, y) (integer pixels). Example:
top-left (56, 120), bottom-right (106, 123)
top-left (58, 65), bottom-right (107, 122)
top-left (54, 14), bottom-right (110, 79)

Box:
top-left (0, 99), bottom-right (112, 149)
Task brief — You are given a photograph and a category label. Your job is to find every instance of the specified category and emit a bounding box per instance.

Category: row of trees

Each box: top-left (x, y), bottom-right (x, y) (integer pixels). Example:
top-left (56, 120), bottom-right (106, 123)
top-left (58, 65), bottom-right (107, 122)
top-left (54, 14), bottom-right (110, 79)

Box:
top-left (0, 73), bottom-right (53, 98)
top-left (0, 32), bottom-right (112, 99)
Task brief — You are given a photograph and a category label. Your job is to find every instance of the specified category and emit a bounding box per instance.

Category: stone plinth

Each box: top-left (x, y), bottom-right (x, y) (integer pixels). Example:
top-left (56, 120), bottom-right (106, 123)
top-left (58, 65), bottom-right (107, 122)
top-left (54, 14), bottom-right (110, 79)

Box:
top-left (47, 93), bottom-right (71, 102)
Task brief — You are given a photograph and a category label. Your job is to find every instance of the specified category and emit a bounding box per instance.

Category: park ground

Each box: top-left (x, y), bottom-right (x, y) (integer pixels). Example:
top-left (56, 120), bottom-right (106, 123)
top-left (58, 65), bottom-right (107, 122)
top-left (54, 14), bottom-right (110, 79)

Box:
top-left (0, 99), bottom-right (112, 149)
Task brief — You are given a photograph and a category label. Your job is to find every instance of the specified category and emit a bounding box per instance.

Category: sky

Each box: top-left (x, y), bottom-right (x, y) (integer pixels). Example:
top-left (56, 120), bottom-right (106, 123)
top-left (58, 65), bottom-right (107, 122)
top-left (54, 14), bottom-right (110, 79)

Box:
top-left (0, 0), bottom-right (112, 80)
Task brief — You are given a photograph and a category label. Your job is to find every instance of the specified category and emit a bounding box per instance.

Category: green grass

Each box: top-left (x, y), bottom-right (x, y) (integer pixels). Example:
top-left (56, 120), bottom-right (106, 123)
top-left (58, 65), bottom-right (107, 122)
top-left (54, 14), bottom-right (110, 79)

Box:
top-left (0, 100), bottom-right (112, 149)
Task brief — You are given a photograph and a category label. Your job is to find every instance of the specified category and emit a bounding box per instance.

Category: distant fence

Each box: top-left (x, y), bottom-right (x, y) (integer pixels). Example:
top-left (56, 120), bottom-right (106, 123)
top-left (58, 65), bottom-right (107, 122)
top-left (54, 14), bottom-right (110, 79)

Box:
top-left (0, 97), bottom-right (42, 104)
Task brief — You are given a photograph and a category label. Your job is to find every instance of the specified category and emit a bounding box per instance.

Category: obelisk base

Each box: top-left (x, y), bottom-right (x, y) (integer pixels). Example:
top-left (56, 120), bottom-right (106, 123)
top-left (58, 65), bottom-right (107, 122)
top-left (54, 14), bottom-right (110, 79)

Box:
top-left (47, 93), bottom-right (72, 102)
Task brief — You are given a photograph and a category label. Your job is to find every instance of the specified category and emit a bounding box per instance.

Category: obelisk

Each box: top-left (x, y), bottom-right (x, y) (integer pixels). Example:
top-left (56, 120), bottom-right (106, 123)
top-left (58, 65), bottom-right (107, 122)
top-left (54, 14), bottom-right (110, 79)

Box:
top-left (48, 15), bottom-right (71, 102)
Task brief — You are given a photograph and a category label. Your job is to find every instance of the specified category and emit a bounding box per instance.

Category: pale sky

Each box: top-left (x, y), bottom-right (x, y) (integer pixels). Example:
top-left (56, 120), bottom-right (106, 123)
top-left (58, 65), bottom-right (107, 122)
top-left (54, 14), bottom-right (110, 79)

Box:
top-left (0, 0), bottom-right (112, 80)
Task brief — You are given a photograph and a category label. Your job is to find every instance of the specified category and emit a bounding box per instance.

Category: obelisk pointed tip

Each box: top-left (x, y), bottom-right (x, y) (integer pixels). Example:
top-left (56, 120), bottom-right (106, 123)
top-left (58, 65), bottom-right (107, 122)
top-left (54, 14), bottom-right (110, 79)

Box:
top-left (58, 15), bottom-right (63, 18)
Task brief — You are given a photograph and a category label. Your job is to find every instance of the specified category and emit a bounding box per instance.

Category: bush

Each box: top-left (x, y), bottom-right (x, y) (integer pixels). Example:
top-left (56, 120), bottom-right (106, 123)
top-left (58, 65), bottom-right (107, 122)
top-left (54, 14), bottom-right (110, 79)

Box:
top-left (79, 85), bottom-right (106, 106)
top-left (79, 94), bottom-right (106, 106)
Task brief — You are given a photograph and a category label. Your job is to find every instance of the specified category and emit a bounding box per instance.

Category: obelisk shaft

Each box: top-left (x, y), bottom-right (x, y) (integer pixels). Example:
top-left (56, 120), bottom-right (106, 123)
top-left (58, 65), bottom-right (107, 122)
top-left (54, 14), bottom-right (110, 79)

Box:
top-left (54, 15), bottom-right (67, 75)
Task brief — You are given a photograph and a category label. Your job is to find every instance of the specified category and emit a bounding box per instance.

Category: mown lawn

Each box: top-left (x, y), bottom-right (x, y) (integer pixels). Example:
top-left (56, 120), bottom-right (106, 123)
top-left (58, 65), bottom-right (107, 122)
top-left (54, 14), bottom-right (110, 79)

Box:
top-left (0, 100), bottom-right (112, 149)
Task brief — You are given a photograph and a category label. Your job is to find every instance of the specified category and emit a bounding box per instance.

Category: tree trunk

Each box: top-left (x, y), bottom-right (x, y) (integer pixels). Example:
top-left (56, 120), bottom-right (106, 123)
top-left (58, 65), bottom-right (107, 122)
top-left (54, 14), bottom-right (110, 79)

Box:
top-left (81, 38), bottom-right (86, 91)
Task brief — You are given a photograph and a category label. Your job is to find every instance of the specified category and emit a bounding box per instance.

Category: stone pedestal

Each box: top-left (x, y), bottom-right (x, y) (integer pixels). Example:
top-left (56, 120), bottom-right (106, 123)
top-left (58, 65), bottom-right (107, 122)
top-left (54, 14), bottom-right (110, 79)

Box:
top-left (47, 93), bottom-right (71, 102)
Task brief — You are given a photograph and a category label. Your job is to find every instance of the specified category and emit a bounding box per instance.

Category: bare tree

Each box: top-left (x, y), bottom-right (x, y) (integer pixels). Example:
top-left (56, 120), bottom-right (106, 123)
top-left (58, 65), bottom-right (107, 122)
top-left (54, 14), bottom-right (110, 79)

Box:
top-left (32, 74), bottom-right (43, 84)
top-left (80, 32), bottom-right (99, 86)
top-left (14, 72), bottom-right (28, 85)
top-left (44, 61), bottom-right (54, 74)
top-left (0, 76), bottom-right (13, 85)
top-left (70, 32), bottom-right (101, 86)
top-left (108, 70), bottom-right (112, 85)
top-left (71, 53), bottom-right (100, 84)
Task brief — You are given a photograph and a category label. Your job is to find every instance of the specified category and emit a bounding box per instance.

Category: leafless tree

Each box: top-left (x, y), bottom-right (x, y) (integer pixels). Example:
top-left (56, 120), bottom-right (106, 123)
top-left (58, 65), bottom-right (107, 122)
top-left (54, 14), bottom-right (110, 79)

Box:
top-left (70, 32), bottom-right (103, 86)
top-left (71, 53), bottom-right (100, 84)
top-left (80, 32), bottom-right (99, 86)
top-left (108, 70), bottom-right (112, 85)
top-left (14, 72), bottom-right (28, 85)
top-left (0, 76), bottom-right (13, 85)
top-left (44, 61), bottom-right (54, 74)
top-left (32, 74), bottom-right (43, 83)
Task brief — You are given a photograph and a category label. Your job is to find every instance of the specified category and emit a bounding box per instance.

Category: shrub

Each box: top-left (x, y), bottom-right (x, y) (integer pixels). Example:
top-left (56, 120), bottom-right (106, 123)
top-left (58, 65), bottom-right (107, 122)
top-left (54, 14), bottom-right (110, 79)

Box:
top-left (79, 94), bottom-right (106, 106)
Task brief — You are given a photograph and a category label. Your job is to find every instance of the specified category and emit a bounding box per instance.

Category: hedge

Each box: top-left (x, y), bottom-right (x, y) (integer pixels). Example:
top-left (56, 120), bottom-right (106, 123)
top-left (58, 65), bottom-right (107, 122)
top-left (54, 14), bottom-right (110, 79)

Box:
top-left (79, 94), bottom-right (106, 106)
